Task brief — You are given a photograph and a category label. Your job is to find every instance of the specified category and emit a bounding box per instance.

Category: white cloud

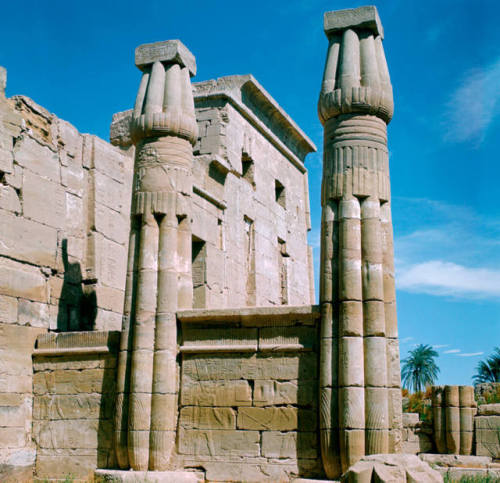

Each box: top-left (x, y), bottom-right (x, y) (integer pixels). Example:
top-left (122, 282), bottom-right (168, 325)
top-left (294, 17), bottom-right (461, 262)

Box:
top-left (397, 260), bottom-right (500, 299)
top-left (400, 337), bottom-right (414, 344)
top-left (443, 57), bottom-right (500, 143)
top-left (457, 352), bottom-right (484, 357)
top-left (433, 344), bottom-right (449, 349)
top-left (444, 349), bottom-right (461, 354)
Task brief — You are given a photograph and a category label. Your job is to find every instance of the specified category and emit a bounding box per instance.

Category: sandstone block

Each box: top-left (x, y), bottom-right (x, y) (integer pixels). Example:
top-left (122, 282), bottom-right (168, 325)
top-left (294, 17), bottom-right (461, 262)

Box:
top-left (0, 185), bottom-right (21, 213)
top-left (253, 379), bottom-right (315, 406)
top-left (0, 295), bottom-right (17, 324)
top-left (0, 427), bottom-right (26, 448)
top-left (324, 7), bottom-right (384, 37)
top-left (94, 203), bottom-right (129, 245)
top-left (33, 393), bottom-right (112, 420)
top-left (237, 407), bottom-right (300, 431)
top-left (136, 40), bottom-right (197, 76)
top-left (259, 326), bottom-right (316, 350)
top-left (178, 429), bottom-right (260, 456)
top-left (33, 419), bottom-right (112, 449)
top-left (92, 136), bottom-right (127, 183)
top-left (14, 136), bottom-right (59, 181)
top-left (475, 415), bottom-right (500, 458)
top-left (342, 453), bottom-right (442, 483)
top-left (181, 380), bottom-right (252, 407)
top-left (261, 431), bottom-right (317, 459)
top-left (478, 403), bottom-right (500, 416)
top-left (182, 352), bottom-right (317, 382)
top-left (0, 211), bottom-right (57, 269)
top-left (33, 368), bottom-right (114, 395)
top-left (23, 170), bottom-right (65, 229)
top-left (179, 407), bottom-right (236, 430)
top-left (110, 110), bottom-right (133, 148)
top-left (17, 299), bottom-right (49, 328)
top-left (0, 399), bottom-right (28, 427)
top-left (93, 170), bottom-right (126, 213)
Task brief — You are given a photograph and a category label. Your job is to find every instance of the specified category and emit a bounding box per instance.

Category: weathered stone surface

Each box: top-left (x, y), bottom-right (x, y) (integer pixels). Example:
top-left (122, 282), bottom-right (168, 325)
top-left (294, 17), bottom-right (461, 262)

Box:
top-left (181, 379), bottom-right (252, 407)
top-left (478, 403), bottom-right (500, 416)
top-left (261, 431), bottom-right (317, 459)
top-left (33, 393), bottom-right (113, 420)
top-left (324, 6), bottom-right (384, 37)
top-left (135, 39), bottom-right (197, 76)
top-left (33, 419), bottom-right (112, 449)
top-left (95, 469), bottom-right (204, 482)
top-left (0, 295), bottom-right (17, 324)
top-left (237, 407), bottom-right (315, 431)
top-left (13, 136), bottom-right (59, 181)
top-left (0, 211), bottom-right (57, 269)
top-left (182, 353), bottom-right (317, 381)
top-left (253, 379), bottom-right (315, 406)
top-left (33, 368), bottom-right (114, 395)
top-left (342, 454), bottom-right (442, 482)
top-left (475, 415), bottom-right (500, 458)
top-left (110, 110), bottom-right (133, 148)
top-left (419, 453), bottom-right (492, 468)
top-left (179, 407), bottom-right (236, 430)
top-left (178, 429), bottom-right (260, 456)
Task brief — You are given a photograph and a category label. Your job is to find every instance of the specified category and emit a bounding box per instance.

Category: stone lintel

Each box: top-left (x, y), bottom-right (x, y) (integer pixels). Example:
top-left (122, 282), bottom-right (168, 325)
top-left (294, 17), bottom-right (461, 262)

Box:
top-left (135, 39), bottom-right (196, 76)
top-left (177, 304), bottom-right (320, 324)
top-left (324, 6), bottom-right (383, 39)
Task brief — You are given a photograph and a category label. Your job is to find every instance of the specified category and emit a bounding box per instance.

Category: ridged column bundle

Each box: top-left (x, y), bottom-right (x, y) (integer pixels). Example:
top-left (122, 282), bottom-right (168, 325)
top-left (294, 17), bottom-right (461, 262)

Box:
top-left (431, 385), bottom-right (476, 456)
top-left (113, 40), bottom-right (198, 471)
top-left (318, 7), bottom-right (402, 478)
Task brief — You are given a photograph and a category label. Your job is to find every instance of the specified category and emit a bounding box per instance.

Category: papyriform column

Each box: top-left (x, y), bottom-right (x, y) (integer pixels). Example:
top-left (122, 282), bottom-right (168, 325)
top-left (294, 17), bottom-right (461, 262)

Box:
top-left (318, 7), bottom-right (402, 478)
top-left (113, 40), bottom-right (198, 471)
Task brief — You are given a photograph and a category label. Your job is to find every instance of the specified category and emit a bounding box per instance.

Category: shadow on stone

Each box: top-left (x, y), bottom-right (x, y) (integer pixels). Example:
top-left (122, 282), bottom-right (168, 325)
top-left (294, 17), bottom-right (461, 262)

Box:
top-left (57, 238), bottom-right (97, 331)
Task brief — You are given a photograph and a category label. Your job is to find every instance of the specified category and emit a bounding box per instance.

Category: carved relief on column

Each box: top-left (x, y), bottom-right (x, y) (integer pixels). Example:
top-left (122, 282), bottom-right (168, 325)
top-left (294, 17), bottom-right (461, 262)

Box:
top-left (114, 40), bottom-right (197, 472)
top-left (318, 6), bottom-right (401, 478)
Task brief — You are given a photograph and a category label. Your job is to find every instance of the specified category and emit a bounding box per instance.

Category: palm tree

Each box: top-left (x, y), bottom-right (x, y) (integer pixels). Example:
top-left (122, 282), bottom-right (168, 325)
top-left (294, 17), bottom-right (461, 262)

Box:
top-left (473, 347), bottom-right (500, 384)
top-left (401, 344), bottom-right (440, 394)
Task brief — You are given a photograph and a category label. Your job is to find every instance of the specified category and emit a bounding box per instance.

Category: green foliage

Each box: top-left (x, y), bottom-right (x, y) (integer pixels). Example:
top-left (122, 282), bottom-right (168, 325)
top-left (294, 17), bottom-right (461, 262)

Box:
top-left (401, 344), bottom-right (440, 394)
top-left (443, 473), bottom-right (500, 482)
top-left (402, 387), bottom-right (432, 421)
top-left (473, 347), bottom-right (500, 384)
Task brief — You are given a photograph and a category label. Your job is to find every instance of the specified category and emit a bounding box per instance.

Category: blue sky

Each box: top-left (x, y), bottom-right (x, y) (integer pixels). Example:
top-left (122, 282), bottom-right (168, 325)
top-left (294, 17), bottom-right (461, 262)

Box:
top-left (1, 0), bottom-right (498, 385)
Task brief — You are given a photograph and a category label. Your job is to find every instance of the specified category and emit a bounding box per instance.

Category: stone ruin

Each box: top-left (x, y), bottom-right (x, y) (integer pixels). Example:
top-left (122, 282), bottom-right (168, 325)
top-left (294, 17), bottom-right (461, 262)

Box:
top-left (0, 5), bottom-right (498, 483)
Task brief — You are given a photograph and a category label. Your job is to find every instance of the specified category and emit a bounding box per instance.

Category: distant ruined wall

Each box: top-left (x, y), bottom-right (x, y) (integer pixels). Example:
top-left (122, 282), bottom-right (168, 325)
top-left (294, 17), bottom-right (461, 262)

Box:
top-left (0, 67), bottom-right (133, 475)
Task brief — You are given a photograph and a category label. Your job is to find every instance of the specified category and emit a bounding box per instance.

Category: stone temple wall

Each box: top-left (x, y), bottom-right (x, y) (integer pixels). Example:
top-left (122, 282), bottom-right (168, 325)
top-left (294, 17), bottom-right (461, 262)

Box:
top-left (32, 332), bottom-right (119, 479)
top-left (176, 306), bottom-right (321, 481)
top-left (0, 65), bottom-right (317, 480)
top-left (0, 68), bottom-right (133, 477)
top-left (111, 74), bottom-right (316, 309)
top-left (30, 306), bottom-right (322, 481)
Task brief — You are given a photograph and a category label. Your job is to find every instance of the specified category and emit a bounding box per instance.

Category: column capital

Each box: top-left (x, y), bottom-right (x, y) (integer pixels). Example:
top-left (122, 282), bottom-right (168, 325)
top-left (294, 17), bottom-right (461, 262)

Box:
top-left (318, 6), bottom-right (393, 125)
top-left (131, 39), bottom-right (198, 144)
